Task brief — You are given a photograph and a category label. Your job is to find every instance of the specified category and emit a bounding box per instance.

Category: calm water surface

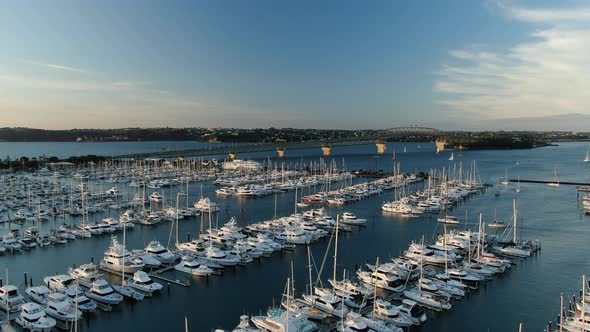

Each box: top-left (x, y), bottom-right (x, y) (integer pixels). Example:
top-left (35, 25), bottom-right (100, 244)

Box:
top-left (1, 142), bottom-right (589, 331)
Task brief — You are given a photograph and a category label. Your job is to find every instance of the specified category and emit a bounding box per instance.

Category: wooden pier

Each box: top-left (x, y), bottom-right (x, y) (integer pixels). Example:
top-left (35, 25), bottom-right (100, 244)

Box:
top-left (149, 265), bottom-right (191, 287)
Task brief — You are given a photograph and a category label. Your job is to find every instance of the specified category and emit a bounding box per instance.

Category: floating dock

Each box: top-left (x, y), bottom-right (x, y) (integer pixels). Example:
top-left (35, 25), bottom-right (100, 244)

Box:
top-left (99, 265), bottom-right (190, 287)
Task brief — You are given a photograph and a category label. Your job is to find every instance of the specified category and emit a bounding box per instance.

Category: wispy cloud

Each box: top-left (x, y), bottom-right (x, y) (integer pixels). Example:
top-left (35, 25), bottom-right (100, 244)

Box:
top-left (496, 2), bottom-right (590, 23)
top-left (435, 3), bottom-right (590, 123)
top-left (23, 60), bottom-right (91, 75)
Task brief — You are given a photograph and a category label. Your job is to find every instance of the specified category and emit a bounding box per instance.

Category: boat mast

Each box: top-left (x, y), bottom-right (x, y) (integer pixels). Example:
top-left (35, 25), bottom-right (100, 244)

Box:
top-left (372, 256), bottom-right (379, 313)
top-left (583, 275), bottom-right (586, 332)
top-left (307, 247), bottom-right (313, 296)
top-left (332, 214), bottom-right (340, 283)
top-left (513, 199), bottom-right (517, 244)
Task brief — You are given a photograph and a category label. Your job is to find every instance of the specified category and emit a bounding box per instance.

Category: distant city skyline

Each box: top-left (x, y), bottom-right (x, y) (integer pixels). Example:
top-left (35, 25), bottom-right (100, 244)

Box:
top-left (1, 0), bottom-right (589, 130)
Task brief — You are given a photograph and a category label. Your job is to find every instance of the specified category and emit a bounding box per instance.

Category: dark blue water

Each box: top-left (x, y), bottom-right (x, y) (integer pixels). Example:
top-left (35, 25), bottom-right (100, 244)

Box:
top-left (1, 141), bottom-right (589, 331)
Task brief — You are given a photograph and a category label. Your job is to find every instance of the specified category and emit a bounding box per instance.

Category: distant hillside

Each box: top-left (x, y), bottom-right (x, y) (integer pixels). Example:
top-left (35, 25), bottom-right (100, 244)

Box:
top-left (0, 127), bottom-right (381, 143)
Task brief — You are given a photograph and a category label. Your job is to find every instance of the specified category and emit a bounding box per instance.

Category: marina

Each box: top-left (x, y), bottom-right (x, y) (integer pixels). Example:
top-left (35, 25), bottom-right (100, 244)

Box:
top-left (0, 141), bottom-right (589, 331)
top-left (3, 1), bottom-right (589, 330)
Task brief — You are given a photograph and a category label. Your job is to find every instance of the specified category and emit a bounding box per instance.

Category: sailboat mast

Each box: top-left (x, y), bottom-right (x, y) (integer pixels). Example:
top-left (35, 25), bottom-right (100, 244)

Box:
top-left (513, 199), bottom-right (517, 244)
top-left (307, 247), bottom-right (313, 295)
top-left (333, 214), bottom-right (340, 283)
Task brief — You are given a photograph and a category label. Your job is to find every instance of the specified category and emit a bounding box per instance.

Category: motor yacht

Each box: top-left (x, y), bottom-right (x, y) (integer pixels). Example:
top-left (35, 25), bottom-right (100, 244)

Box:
top-left (44, 292), bottom-right (82, 325)
top-left (25, 286), bottom-right (51, 305)
top-left (64, 287), bottom-right (97, 312)
top-left (99, 236), bottom-right (145, 273)
top-left (69, 262), bottom-right (104, 288)
top-left (15, 302), bottom-right (56, 332)
top-left (251, 308), bottom-right (318, 332)
top-left (145, 240), bottom-right (179, 264)
top-left (0, 284), bottom-right (24, 313)
top-left (396, 299), bottom-right (427, 325)
top-left (302, 293), bottom-right (349, 318)
top-left (175, 257), bottom-right (214, 276)
top-left (85, 279), bottom-right (123, 305)
top-left (127, 271), bottom-right (163, 295)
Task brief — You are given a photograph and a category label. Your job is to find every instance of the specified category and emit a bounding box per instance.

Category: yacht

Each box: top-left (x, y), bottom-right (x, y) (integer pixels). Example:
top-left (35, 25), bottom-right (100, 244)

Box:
top-left (145, 240), bottom-right (179, 264)
top-left (44, 292), bottom-right (82, 324)
top-left (446, 269), bottom-right (483, 287)
top-left (15, 302), bottom-right (56, 332)
top-left (282, 300), bottom-right (328, 320)
top-left (404, 243), bottom-right (452, 266)
top-left (25, 286), bottom-right (51, 305)
top-left (403, 286), bottom-right (452, 311)
top-left (176, 239), bottom-right (206, 252)
top-left (275, 227), bottom-right (311, 245)
top-left (251, 308), bottom-right (318, 332)
top-left (64, 287), bottom-right (98, 312)
top-left (302, 293), bottom-right (349, 318)
top-left (69, 262), bottom-right (104, 288)
top-left (219, 217), bottom-right (247, 240)
top-left (215, 187), bottom-right (236, 196)
top-left (488, 220), bottom-right (507, 229)
top-left (0, 284), bottom-right (24, 313)
top-left (203, 246), bottom-right (241, 267)
top-left (78, 221), bottom-right (103, 235)
top-left (437, 215), bottom-right (460, 225)
top-left (149, 191), bottom-right (163, 204)
top-left (137, 212), bottom-right (161, 225)
top-left (194, 197), bottom-right (219, 213)
top-left (85, 279), bottom-right (123, 305)
top-left (340, 212), bottom-right (367, 226)
top-left (396, 299), bottom-right (428, 325)
top-left (357, 270), bottom-right (405, 293)
top-left (43, 274), bottom-right (77, 293)
top-left (99, 236), bottom-right (145, 273)
top-left (119, 209), bottom-right (137, 223)
top-left (382, 201), bottom-right (412, 215)
top-left (370, 299), bottom-right (414, 327)
top-left (175, 257), bottom-right (214, 276)
top-left (342, 312), bottom-right (372, 332)
top-left (127, 271), bottom-right (164, 295)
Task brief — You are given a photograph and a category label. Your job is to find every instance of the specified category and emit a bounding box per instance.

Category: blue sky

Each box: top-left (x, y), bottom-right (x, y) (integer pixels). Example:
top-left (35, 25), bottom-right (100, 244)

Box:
top-left (1, 0), bottom-right (589, 130)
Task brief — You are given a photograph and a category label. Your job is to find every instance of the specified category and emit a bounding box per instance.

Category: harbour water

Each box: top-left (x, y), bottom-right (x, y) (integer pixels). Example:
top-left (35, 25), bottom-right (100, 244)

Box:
top-left (1, 141), bottom-right (589, 331)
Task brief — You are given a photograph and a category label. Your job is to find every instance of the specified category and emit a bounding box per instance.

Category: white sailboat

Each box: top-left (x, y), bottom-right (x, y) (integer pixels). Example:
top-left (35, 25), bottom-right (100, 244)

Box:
top-left (585, 147), bottom-right (590, 162)
top-left (547, 168), bottom-right (560, 187)
top-left (448, 153), bottom-right (454, 161)
top-left (501, 168), bottom-right (509, 186)
top-left (515, 177), bottom-right (521, 193)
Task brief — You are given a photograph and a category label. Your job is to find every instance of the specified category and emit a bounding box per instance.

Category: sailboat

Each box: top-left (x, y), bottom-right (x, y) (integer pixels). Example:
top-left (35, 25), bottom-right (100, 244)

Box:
top-left (547, 168), bottom-right (560, 187)
top-left (515, 177), bottom-right (521, 193)
top-left (501, 168), bottom-right (509, 186)
top-left (448, 153), bottom-right (454, 161)
top-left (295, 186), bottom-right (308, 209)
top-left (585, 147), bottom-right (590, 162)
top-left (488, 209), bottom-right (507, 229)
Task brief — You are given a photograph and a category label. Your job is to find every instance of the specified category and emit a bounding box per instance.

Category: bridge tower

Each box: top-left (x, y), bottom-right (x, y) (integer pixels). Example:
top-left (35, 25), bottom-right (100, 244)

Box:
top-left (435, 140), bottom-right (446, 153)
top-left (375, 139), bottom-right (386, 155)
top-left (229, 151), bottom-right (237, 160)
top-left (277, 148), bottom-right (285, 159)
top-left (321, 145), bottom-right (332, 157)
